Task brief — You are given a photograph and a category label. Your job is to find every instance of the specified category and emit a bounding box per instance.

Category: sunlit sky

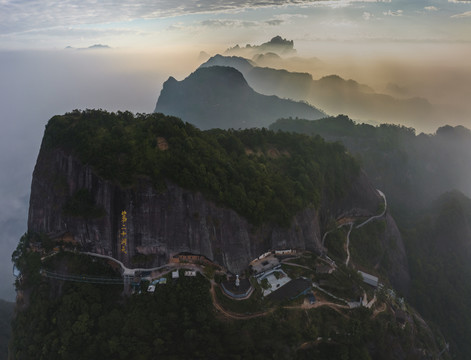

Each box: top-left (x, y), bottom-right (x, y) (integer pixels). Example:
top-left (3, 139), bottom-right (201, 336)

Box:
top-left (1, 0), bottom-right (471, 50)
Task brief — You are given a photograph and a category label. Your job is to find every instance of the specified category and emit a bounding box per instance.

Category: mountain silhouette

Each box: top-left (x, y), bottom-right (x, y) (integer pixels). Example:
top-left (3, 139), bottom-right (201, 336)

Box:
top-left (155, 66), bottom-right (325, 130)
top-left (200, 54), bottom-right (436, 130)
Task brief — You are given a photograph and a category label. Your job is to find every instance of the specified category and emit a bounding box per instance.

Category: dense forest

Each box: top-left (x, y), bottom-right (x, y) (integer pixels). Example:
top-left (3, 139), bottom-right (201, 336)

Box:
top-left (404, 191), bottom-right (471, 359)
top-left (42, 109), bottom-right (359, 226)
top-left (10, 250), bottom-right (441, 360)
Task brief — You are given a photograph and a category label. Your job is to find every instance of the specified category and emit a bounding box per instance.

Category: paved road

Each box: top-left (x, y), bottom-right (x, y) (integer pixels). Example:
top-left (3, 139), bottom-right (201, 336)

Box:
top-left (345, 189), bottom-right (387, 266)
top-left (209, 280), bottom-right (272, 320)
top-left (344, 223), bottom-right (354, 266)
top-left (81, 252), bottom-right (178, 276)
top-left (281, 260), bottom-right (312, 270)
top-left (356, 189), bottom-right (387, 229)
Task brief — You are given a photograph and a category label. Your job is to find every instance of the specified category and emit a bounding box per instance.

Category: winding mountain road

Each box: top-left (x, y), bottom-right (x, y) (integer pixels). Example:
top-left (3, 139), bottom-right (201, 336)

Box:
top-left (356, 189), bottom-right (387, 229)
top-left (344, 223), bottom-right (354, 267)
top-left (345, 189), bottom-right (387, 266)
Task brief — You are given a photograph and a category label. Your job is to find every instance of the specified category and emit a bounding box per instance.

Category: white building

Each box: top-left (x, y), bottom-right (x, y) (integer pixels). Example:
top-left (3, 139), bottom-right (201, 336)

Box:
top-left (358, 271), bottom-right (379, 287)
top-left (275, 249), bottom-right (295, 255)
top-left (258, 251), bottom-right (272, 260)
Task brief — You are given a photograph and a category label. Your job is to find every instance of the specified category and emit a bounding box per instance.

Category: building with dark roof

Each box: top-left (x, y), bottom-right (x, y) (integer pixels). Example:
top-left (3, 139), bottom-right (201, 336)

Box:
top-left (267, 278), bottom-right (311, 302)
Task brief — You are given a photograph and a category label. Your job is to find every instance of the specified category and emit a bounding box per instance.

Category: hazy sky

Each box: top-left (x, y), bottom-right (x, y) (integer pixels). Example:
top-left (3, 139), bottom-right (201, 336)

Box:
top-left (1, 0), bottom-right (471, 49)
top-left (1, 0), bottom-right (471, 301)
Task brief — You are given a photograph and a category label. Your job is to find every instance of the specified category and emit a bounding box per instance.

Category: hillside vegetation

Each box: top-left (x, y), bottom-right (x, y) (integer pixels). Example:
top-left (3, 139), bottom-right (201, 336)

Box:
top-left (0, 299), bottom-right (14, 360)
top-left (405, 191), bottom-right (471, 359)
top-left (10, 252), bottom-right (443, 360)
top-left (271, 115), bottom-right (471, 220)
top-left (270, 116), bottom-right (471, 359)
top-left (42, 109), bottom-right (359, 226)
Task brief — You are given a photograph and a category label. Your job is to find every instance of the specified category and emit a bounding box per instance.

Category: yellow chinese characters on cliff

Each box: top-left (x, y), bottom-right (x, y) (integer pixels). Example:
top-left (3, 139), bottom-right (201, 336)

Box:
top-left (120, 210), bottom-right (127, 254)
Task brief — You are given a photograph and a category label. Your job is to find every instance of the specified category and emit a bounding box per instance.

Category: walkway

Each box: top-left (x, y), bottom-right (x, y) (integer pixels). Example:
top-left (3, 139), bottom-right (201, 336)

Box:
top-left (312, 282), bottom-right (349, 305)
top-left (81, 252), bottom-right (175, 276)
top-left (281, 260), bottom-right (312, 271)
top-left (209, 280), bottom-right (272, 320)
top-left (42, 270), bottom-right (124, 284)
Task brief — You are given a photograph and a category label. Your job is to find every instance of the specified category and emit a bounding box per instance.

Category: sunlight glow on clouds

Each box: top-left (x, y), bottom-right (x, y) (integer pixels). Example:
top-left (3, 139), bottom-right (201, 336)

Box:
top-left (451, 10), bottom-right (471, 17)
top-left (0, 0), bottom-right (329, 35)
top-left (383, 9), bottom-right (403, 17)
top-left (0, 0), bottom-right (470, 49)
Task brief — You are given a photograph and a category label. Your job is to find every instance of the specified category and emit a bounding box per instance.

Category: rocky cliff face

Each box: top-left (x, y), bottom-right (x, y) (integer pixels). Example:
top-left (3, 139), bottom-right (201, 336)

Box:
top-left (28, 147), bottom-right (409, 289)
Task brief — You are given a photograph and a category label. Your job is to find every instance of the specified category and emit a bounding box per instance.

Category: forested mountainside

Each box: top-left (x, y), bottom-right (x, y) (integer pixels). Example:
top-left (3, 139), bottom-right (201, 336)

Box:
top-left (0, 300), bottom-right (13, 359)
top-left (270, 116), bottom-right (471, 220)
top-left (28, 109), bottom-right (399, 275)
top-left (405, 191), bottom-right (471, 359)
top-left (9, 250), bottom-right (445, 360)
top-left (9, 109), bottom-right (452, 359)
top-left (270, 116), bottom-right (471, 359)
top-left (154, 66), bottom-right (325, 130)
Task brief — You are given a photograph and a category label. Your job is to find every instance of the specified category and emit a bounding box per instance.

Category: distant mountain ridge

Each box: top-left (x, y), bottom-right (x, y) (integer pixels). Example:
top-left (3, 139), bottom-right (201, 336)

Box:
top-left (154, 66), bottom-right (325, 130)
top-left (224, 35), bottom-right (296, 57)
top-left (270, 116), bottom-right (471, 216)
top-left (200, 54), bottom-right (436, 130)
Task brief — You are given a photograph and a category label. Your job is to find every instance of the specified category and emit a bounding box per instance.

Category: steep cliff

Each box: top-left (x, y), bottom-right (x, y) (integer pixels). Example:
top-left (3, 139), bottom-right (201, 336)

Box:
top-left (27, 110), bottom-right (408, 286)
top-left (29, 148), bottom-right (325, 273)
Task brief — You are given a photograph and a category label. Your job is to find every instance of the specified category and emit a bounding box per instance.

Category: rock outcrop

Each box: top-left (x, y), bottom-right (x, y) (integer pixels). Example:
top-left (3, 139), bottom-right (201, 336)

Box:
top-left (29, 149), bottom-right (326, 273)
top-left (28, 144), bottom-right (410, 294)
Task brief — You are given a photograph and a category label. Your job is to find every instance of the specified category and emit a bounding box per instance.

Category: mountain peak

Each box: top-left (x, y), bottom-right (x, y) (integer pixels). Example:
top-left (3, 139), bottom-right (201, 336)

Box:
top-left (199, 54), bottom-right (255, 74)
top-left (225, 35), bottom-right (296, 56)
top-left (263, 35), bottom-right (294, 48)
top-left (154, 65), bottom-right (324, 130)
top-left (187, 65), bottom-right (249, 88)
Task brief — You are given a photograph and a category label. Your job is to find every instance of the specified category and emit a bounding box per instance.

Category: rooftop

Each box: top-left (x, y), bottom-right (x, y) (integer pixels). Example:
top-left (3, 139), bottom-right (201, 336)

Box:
top-left (267, 278), bottom-right (311, 302)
